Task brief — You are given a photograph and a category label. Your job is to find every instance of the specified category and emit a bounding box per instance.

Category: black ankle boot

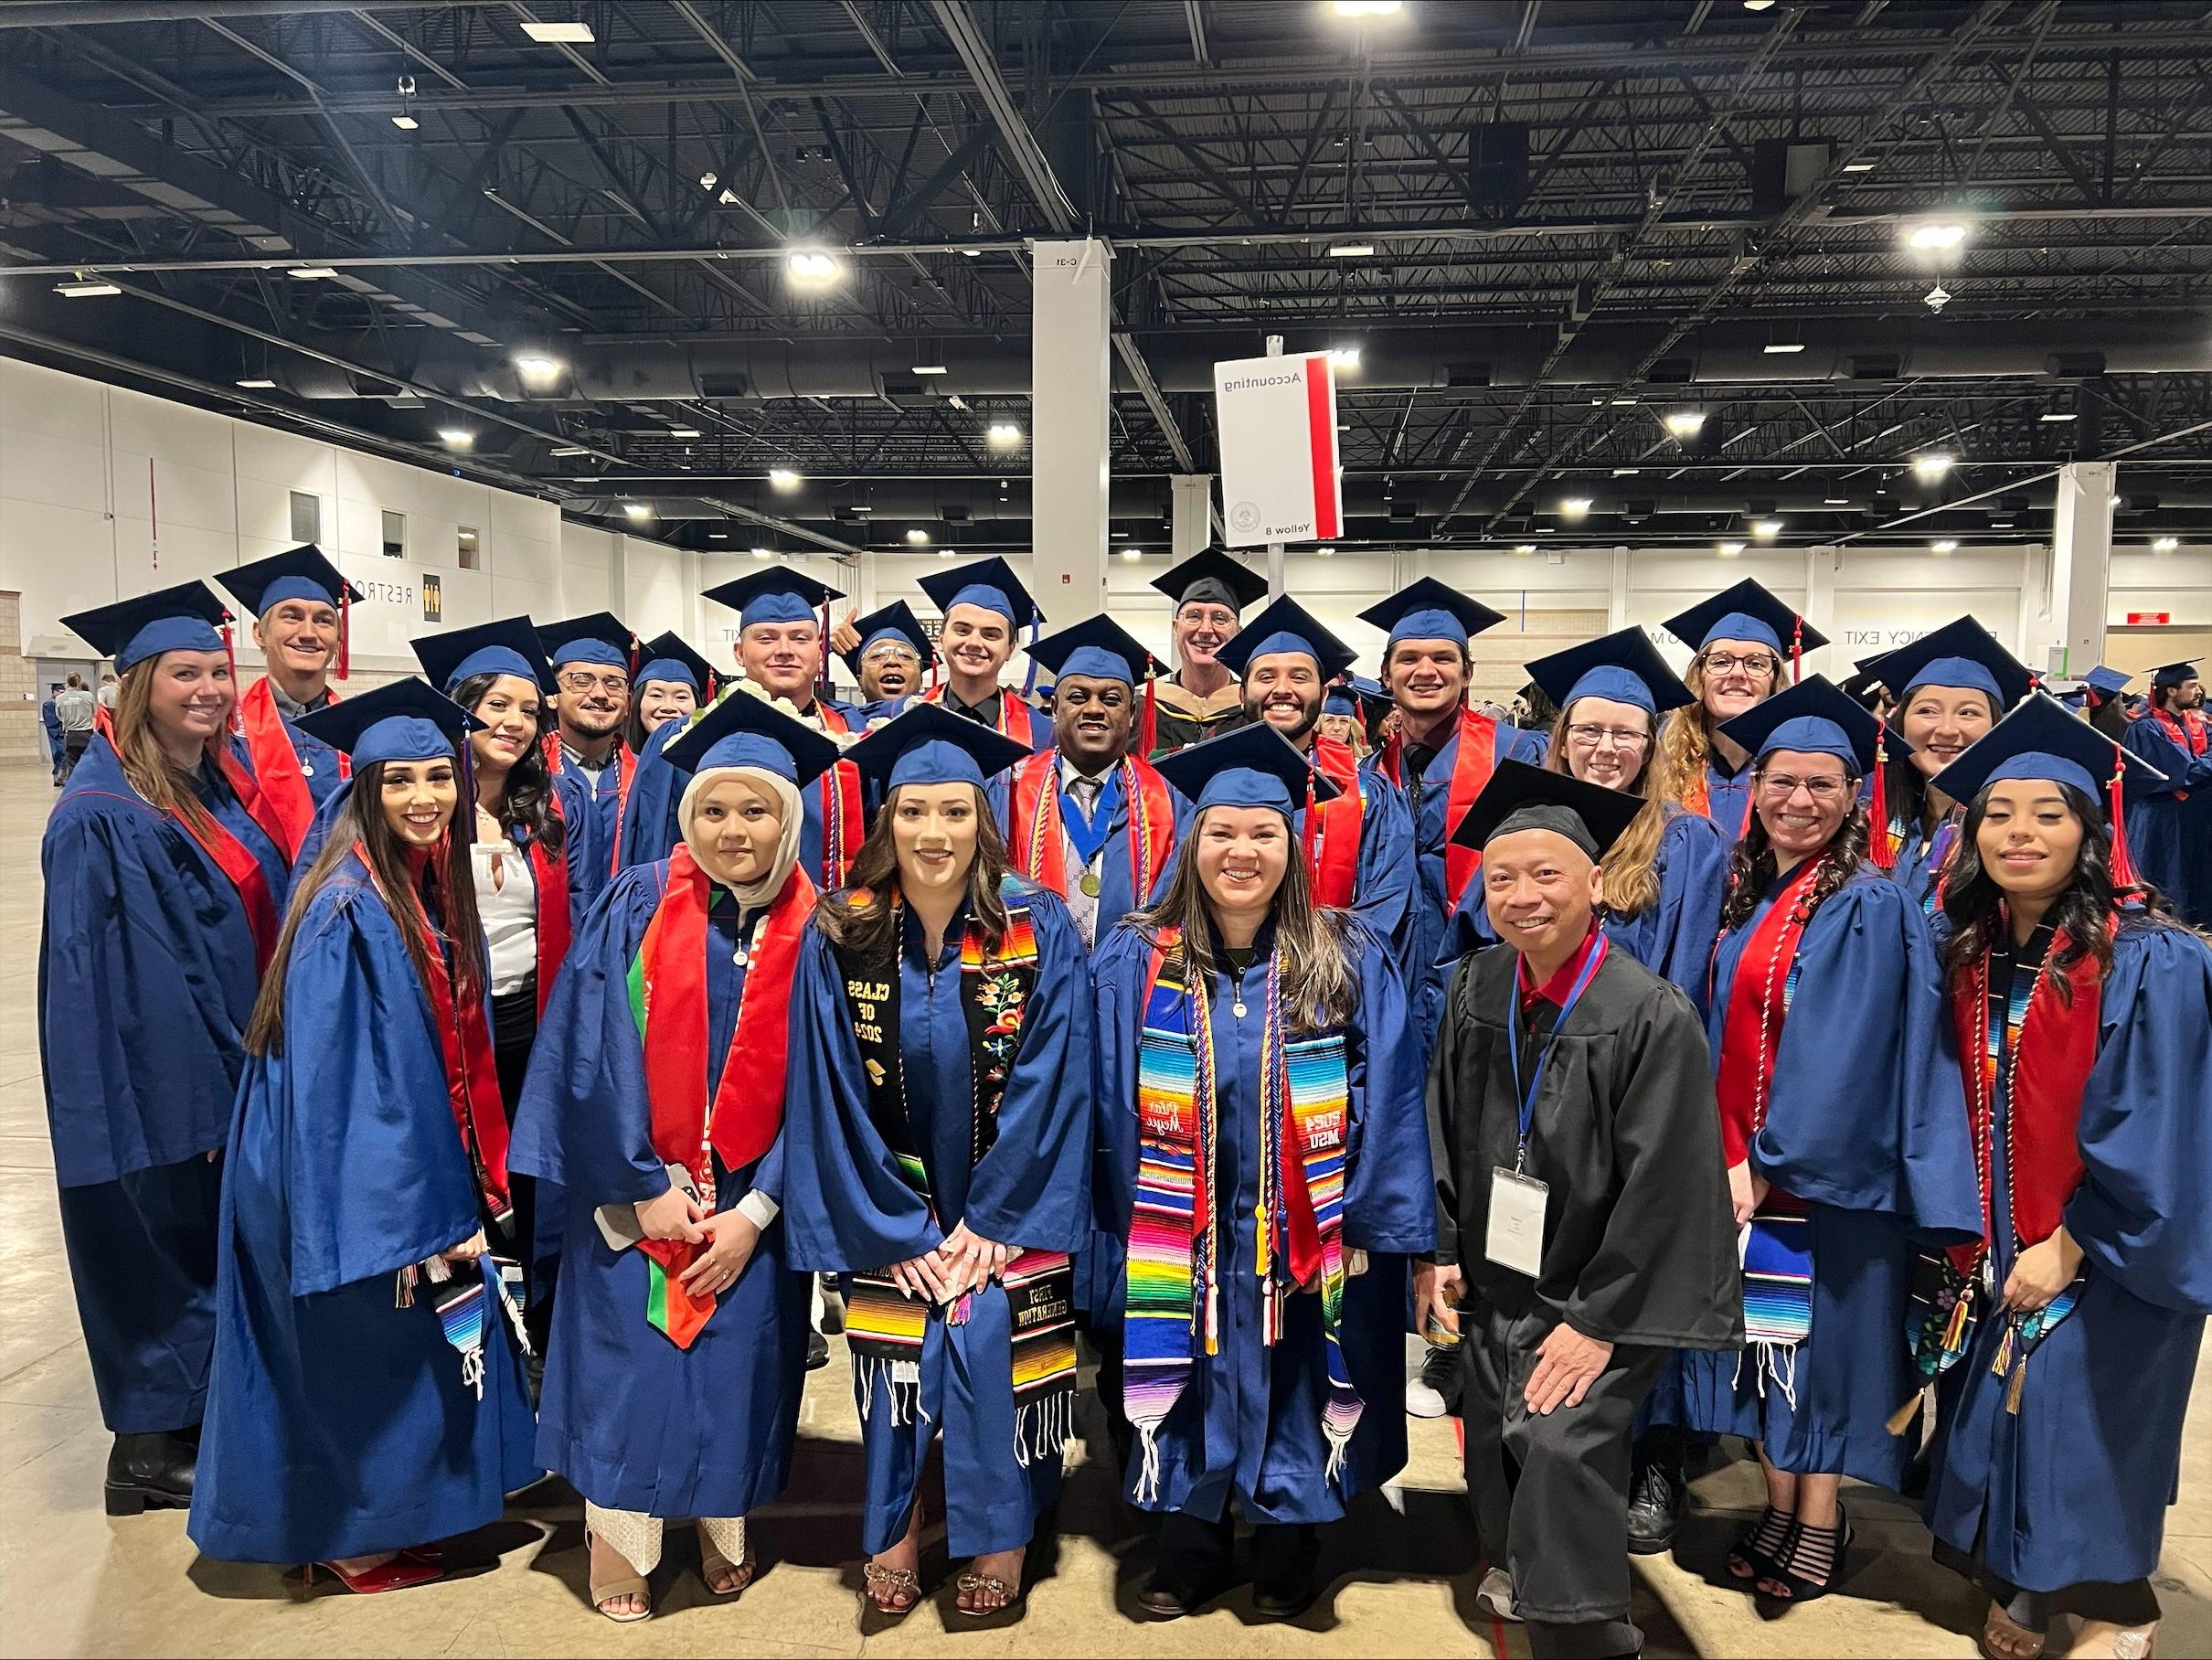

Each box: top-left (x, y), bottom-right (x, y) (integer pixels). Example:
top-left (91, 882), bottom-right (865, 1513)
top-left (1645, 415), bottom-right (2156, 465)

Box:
top-left (1250, 1522), bottom-right (1322, 1619)
top-left (1626, 1431), bottom-right (1685, 1556)
top-left (106, 1430), bottom-right (197, 1516)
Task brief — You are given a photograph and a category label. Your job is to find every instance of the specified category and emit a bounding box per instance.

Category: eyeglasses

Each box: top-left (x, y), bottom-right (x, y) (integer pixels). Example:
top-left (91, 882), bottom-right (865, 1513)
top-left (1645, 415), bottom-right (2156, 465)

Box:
top-left (1564, 723), bottom-right (1652, 750)
top-left (1701, 651), bottom-right (1781, 678)
top-left (1757, 771), bottom-right (1849, 801)
top-left (558, 670), bottom-right (630, 695)
top-left (863, 645), bottom-right (922, 665)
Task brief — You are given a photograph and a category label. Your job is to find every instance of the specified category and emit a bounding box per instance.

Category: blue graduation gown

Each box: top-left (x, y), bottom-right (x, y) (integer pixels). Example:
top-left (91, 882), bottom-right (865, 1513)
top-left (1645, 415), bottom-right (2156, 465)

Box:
top-left (782, 886), bottom-right (1094, 1557)
top-left (2119, 715), bottom-right (2212, 926)
top-left (1441, 803), bottom-right (1731, 1019)
top-left (1673, 868), bottom-right (1980, 1487)
top-left (986, 751), bottom-right (1187, 950)
top-left (1089, 921), bottom-right (1433, 1523)
top-left (1929, 923), bottom-right (2212, 1592)
top-left (40, 736), bottom-right (290, 1433)
top-left (1304, 760), bottom-right (1416, 955)
top-left (1701, 755), bottom-right (1757, 844)
top-left (189, 856), bottom-right (538, 1564)
top-left (613, 716), bottom-right (686, 876)
top-left (1887, 808), bottom-right (1964, 916)
top-left (509, 866), bottom-right (811, 1518)
top-left (553, 744), bottom-right (633, 910)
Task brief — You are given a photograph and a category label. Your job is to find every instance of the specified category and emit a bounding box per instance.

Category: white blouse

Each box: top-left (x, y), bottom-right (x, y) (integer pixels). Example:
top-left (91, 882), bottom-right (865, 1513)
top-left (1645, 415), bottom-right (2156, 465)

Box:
top-left (471, 835), bottom-right (538, 997)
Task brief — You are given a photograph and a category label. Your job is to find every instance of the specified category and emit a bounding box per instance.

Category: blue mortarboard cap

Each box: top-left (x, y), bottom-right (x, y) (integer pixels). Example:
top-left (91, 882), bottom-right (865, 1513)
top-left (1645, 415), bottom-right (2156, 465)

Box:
top-left (2153, 659), bottom-right (2202, 689)
top-left (1930, 691), bottom-right (2164, 804)
top-left (633, 632), bottom-right (716, 695)
top-left (1212, 595), bottom-right (1358, 682)
top-left (214, 543), bottom-right (362, 618)
top-left (63, 581), bottom-right (231, 674)
top-left (1152, 548), bottom-right (1269, 613)
top-left (659, 686), bottom-right (840, 785)
top-left (2081, 665), bottom-right (2132, 699)
top-left (294, 676), bottom-right (480, 768)
top-left (1525, 626), bottom-right (1695, 717)
top-left (916, 556), bottom-right (1043, 630)
top-left (1153, 722), bottom-right (1343, 817)
top-left (411, 616), bottom-right (557, 696)
top-left (1323, 686), bottom-right (1358, 717)
top-left (1717, 675), bottom-right (1887, 774)
top-left (703, 568), bottom-right (844, 629)
top-left (1873, 616), bottom-right (2033, 707)
top-left (1664, 579), bottom-right (1828, 657)
top-left (841, 601), bottom-right (934, 678)
top-left (1450, 757), bottom-right (1644, 860)
top-left (1357, 578), bottom-right (1505, 650)
top-left (540, 612), bottom-right (633, 670)
top-left (1027, 614), bottom-right (1164, 687)
top-left (845, 700), bottom-right (1032, 793)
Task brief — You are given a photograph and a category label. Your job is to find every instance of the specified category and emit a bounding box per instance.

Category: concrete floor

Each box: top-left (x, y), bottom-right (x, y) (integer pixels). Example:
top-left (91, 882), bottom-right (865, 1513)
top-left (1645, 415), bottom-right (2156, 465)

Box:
top-left (2, 759), bottom-right (2207, 1658)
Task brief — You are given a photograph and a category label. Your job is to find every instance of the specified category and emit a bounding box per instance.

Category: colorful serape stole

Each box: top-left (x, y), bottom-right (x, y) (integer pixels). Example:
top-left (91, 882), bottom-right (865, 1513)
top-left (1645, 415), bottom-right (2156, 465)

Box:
top-left (421, 1257), bottom-right (530, 1401)
top-left (1741, 1210), bottom-right (1813, 1408)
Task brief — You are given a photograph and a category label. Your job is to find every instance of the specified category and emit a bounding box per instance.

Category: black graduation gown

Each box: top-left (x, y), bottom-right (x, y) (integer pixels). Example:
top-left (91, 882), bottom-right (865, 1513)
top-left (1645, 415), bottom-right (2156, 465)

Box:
top-left (1427, 943), bottom-right (1740, 1633)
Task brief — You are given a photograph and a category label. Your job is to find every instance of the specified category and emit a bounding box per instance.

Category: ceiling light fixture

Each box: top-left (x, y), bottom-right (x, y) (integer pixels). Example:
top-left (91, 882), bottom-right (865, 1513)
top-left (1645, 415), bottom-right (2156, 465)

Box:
top-left (752, 546), bottom-right (774, 559)
top-left (235, 377), bottom-right (278, 388)
top-left (1744, 0), bottom-right (1776, 9)
top-left (1513, 544), bottom-right (1537, 555)
top-left (1842, 160), bottom-right (1877, 173)
top-left (1326, 241), bottom-right (1376, 257)
top-left (1609, 397), bottom-right (1638, 407)
top-left (707, 531), bottom-right (727, 539)
top-left (1121, 548), bottom-right (1143, 562)
top-left (1612, 467), bottom-right (1641, 475)
top-left (2154, 535), bottom-right (2180, 553)
top-left (912, 363), bottom-right (949, 375)
top-left (1328, 346), bottom-right (1362, 368)
top-left (437, 427), bottom-right (473, 447)
top-left (768, 467), bottom-right (802, 489)
top-left (987, 422), bottom-right (1024, 446)
top-left (55, 276), bottom-right (122, 297)
top-left (287, 266), bottom-right (338, 279)
top-left (514, 353), bottom-right (563, 381)
top-left (667, 426), bottom-right (702, 438)
top-left (1912, 452), bottom-right (1956, 479)
top-left (785, 250), bottom-right (842, 283)
top-left (1753, 518), bottom-right (1783, 537)
top-left (2039, 410), bottom-right (2078, 423)
top-left (1824, 495), bottom-right (1850, 505)
top-left (1664, 410), bottom-right (1707, 438)
top-left (520, 19), bottom-right (595, 43)
top-left (1561, 497), bottom-right (1592, 517)
top-left (1931, 537), bottom-right (1959, 553)
top-left (623, 502), bottom-right (652, 520)
top-left (549, 445), bottom-right (589, 457)
top-left (1762, 342), bottom-right (1806, 354)
top-left (906, 528), bottom-right (930, 545)
top-left (391, 113), bottom-right (420, 131)
top-left (698, 171), bottom-right (718, 191)
top-left (1330, 0), bottom-right (1403, 15)
top-left (1718, 541), bottom-right (1746, 557)
top-left (1908, 220), bottom-right (1969, 251)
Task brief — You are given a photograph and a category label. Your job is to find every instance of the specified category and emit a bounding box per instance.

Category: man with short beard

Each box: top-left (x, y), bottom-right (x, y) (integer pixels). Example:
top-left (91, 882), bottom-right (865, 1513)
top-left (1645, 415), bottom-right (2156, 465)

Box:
top-left (540, 612), bottom-right (636, 907)
top-left (2121, 658), bottom-right (2212, 924)
top-left (997, 615), bottom-right (1183, 951)
top-left (1214, 595), bottom-right (1414, 947)
top-left (911, 555), bottom-right (1050, 750)
top-left (1147, 548), bottom-right (1269, 756)
top-left (840, 601), bottom-right (933, 722)
top-left (213, 543), bottom-right (360, 860)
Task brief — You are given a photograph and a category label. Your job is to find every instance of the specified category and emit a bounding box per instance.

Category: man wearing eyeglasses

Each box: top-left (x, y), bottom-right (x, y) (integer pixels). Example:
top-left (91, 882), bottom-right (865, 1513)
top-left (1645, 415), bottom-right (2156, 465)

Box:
top-left (539, 612), bottom-right (637, 906)
top-left (1146, 549), bottom-right (1271, 756)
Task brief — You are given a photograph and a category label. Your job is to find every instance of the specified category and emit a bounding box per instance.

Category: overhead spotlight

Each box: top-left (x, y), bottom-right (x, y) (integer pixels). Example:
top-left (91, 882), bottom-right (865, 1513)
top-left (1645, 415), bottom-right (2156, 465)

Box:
top-left (707, 531), bottom-right (728, 539)
top-left (1717, 541), bottom-right (1746, 558)
top-left (1313, 547), bottom-right (1334, 558)
top-left (667, 426), bottom-right (702, 438)
top-left (520, 19), bottom-right (595, 43)
top-left (751, 546), bottom-right (774, 559)
top-left (1664, 410), bottom-right (1707, 439)
top-left (391, 113), bottom-right (420, 131)
top-left (986, 422), bottom-right (1024, 446)
top-left (287, 266), bottom-right (339, 279)
top-left (768, 466), bottom-right (803, 489)
top-left (2039, 410), bottom-right (2078, 423)
top-left (1612, 467), bottom-right (1642, 475)
top-left (785, 249), bottom-right (843, 284)
top-left (1908, 220), bottom-right (1969, 251)
top-left (623, 502), bottom-right (653, 520)
top-left (514, 353), bottom-right (563, 382)
top-left (55, 276), bottom-right (121, 297)
top-left (2154, 535), bottom-right (2180, 553)
top-left (1512, 544), bottom-right (1537, 555)
top-left (960, 248), bottom-right (981, 257)
top-left (1609, 397), bottom-right (1638, 407)
top-left (1824, 495), bottom-right (1850, 505)
top-left (1912, 452), bottom-right (1956, 479)
top-left (235, 377), bottom-right (278, 388)
top-left (549, 444), bottom-right (589, 457)
top-left (1923, 282), bottom-right (1951, 314)
top-left (1560, 497), bottom-right (1592, 518)
top-left (698, 171), bottom-right (718, 190)
top-left (1328, 346), bottom-right (1362, 368)
top-left (1931, 537), bottom-right (1959, 554)
top-left (1752, 518), bottom-right (1783, 537)
top-left (906, 528), bottom-right (930, 545)
top-left (1842, 160), bottom-right (1877, 173)
top-left (1743, 0), bottom-right (1775, 10)
top-left (1120, 548), bottom-right (1143, 562)
top-left (912, 362), bottom-right (949, 375)
top-left (1330, 0), bottom-right (1403, 15)
top-left (946, 393), bottom-right (969, 410)
top-left (438, 427), bottom-right (474, 448)
top-left (937, 548), bottom-right (956, 559)
top-left (1762, 342), bottom-right (1806, 355)
top-left (1326, 241), bottom-right (1376, 257)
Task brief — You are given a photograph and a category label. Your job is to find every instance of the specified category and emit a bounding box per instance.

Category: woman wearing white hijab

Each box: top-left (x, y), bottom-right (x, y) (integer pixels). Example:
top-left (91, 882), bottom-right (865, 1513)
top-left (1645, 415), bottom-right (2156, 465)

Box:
top-left (511, 694), bottom-right (843, 1622)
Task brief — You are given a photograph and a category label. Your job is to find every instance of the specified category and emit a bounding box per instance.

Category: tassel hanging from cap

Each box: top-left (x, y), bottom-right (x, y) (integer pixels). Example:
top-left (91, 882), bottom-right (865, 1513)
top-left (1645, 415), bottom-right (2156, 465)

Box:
top-left (219, 618), bottom-right (243, 734)
top-left (817, 601), bottom-right (832, 700)
top-left (1302, 767), bottom-right (1319, 874)
top-left (1791, 617), bottom-right (1805, 686)
top-left (336, 587), bottom-right (351, 681)
top-left (2106, 747), bottom-right (2142, 890)
top-left (1868, 718), bottom-right (1897, 870)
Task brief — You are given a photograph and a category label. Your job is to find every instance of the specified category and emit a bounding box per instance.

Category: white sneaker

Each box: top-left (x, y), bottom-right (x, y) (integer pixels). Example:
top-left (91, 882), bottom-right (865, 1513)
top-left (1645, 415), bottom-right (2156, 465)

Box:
top-left (1476, 1566), bottom-right (1520, 1623)
top-left (1406, 1375), bottom-right (1448, 1419)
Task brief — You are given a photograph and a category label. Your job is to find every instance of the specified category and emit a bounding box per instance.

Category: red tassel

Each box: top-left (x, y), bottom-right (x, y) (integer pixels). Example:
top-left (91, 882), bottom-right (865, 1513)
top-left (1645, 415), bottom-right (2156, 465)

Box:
top-left (220, 618), bottom-right (242, 734)
top-left (818, 601), bottom-right (832, 699)
top-left (2107, 748), bottom-right (2141, 889)
top-left (1302, 766), bottom-right (1319, 872)
top-left (1868, 717), bottom-right (1896, 870)
top-left (1139, 663), bottom-right (1158, 759)
top-left (1792, 617), bottom-right (1804, 686)
top-left (336, 588), bottom-right (351, 682)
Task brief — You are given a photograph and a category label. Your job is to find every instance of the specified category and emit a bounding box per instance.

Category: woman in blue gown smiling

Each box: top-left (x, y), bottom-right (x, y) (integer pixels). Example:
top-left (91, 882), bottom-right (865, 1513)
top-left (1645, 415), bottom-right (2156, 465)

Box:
top-left (1917, 695), bottom-right (2212, 1660)
top-left (188, 679), bottom-right (537, 1594)
top-left (782, 703), bottom-right (1094, 1619)
top-left (511, 692), bottom-right (837, 1622)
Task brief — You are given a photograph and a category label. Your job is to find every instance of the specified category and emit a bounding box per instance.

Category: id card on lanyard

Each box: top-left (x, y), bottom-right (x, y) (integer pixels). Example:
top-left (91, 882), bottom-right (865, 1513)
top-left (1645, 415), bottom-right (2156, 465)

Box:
top-left (1486, 936), bottom-right (1609, 1279)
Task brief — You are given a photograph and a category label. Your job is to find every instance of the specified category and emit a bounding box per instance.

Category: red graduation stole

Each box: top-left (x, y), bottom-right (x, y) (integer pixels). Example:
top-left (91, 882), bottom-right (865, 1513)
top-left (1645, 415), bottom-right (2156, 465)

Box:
top-left (528, 794), bottom-right (573, 1021)
top-left (2153, 708), bottom-right (2207, 803)
top-left (1713, 858), bottom-right (1824, 1170)
top-left (357, 842), bottom-right (511, 1224)
top-left (238, 676), bottom-right (346, 861)
top-left (631, 847), bottom-right (814, 1346)
top-left (1005, 749), bottom-right (1175, 903)
top-left (1304, 735), bottom-right (1367, 908)
top-left (814, 702), bottom-right (867, 889)
top-left (1947, 922), bottom-right (2100, 1278)
top-left (1377, 707), bottom-right (1508, 909)
top-left (922, 680), bottom-right (1037, 748)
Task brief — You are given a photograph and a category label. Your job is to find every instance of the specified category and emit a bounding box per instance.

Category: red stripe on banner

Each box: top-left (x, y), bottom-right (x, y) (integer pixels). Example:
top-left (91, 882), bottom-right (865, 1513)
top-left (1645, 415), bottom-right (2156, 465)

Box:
top-left (1303, 356), bottom-right (1339, 539)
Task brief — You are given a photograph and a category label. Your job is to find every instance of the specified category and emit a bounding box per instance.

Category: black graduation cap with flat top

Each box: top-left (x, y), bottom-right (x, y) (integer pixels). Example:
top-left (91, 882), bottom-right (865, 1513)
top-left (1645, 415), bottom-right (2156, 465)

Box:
top-left (659, 684), bottom-right (841, 786)
top-left (1451, 758), bottom-right (1643, 863)
top-left (1152, 548), bottom-right (1270, 615)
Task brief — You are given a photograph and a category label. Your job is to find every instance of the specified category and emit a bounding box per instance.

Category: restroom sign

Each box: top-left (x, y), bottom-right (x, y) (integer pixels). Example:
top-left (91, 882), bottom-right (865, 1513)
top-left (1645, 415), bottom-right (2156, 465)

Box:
top-left (1213, 352), bottom-right (1342, 548)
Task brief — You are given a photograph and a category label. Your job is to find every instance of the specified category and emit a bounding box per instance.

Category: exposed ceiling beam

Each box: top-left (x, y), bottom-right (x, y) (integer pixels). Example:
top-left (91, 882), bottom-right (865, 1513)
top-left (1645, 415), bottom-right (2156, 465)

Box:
top-left (928, 0), bottom-right (1078, 232)
top-left (347, 9), bottom-right (470, 93)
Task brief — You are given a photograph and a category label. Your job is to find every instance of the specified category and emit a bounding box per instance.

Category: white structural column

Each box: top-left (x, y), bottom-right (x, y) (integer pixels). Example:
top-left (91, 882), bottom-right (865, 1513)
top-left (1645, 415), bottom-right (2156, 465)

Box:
top-left (1170, 474), bottom-right (1212, 560)
top-left (1804, 546), bottom-right (1839, 673)
top-left (1031, 238), bottom-right (1113, 622)
top-left (2047, 461), bottom-right (2115, 676)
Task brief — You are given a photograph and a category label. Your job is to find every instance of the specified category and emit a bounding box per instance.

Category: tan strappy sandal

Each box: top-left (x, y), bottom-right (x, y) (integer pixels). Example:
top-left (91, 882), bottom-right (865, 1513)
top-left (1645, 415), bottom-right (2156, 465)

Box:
top-left (586, 1532), bottom-right (651, 1623)
top-left (698, 1538), bottom-right (754, 1597)
top-left (953, 1569), bottom-right (1023, 1616)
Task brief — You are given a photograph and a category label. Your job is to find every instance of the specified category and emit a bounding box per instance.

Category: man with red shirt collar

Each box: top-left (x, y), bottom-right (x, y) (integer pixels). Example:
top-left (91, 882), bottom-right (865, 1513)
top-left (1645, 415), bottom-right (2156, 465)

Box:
top-left (2120, 658), bottom-right (2212, 924)
top-left (1421, 761), bottom-right (1739, 1659)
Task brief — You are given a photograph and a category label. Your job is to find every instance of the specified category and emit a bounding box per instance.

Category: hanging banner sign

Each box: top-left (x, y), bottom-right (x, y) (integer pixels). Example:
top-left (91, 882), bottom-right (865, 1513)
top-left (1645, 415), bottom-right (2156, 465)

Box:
top-left (2127, 612), bottom-right (2172, 625)
top-left (1213, 352), bottom-right (1342, 548)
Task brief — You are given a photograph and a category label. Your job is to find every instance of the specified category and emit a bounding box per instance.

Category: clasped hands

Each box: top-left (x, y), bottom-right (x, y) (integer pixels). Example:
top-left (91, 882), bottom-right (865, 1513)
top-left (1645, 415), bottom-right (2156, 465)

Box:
top-left (882, 1223), bottom-right (1015, 1304)
top-left (633, 1186), bottom-right (762, 1299)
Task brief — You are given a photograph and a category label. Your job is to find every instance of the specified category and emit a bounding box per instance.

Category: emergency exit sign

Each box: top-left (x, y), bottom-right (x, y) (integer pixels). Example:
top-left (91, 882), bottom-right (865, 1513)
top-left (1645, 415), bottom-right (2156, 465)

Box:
top-left (2127, 612), bottom-right (2171, 625)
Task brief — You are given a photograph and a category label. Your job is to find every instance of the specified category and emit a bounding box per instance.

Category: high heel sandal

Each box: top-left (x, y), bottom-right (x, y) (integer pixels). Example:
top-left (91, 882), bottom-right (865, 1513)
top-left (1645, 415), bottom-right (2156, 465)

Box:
top-left (1726, 1505), bottom-right (1792, 1583)
top-left (1978, 1601), bottom-right (2049, 1660)
top-left (1756, 1504), bottom-right (1851, 1604)
top-left (585, 1530), bottom-right (652, 1623)
top-left (953, 1555), bottom-right (1026, 1618)
top-left (860, 1560), bottom-right (921, 1618)
top-left (303, 1554), bottom-right (444, 1595)
top-left (698, 1538), bottom-right (753, 1598)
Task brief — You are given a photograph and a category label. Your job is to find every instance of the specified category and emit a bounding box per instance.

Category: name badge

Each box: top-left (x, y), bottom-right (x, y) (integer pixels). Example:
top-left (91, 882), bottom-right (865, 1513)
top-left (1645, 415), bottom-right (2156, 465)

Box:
top-left (1485, 1165), bottom-right (1547, 1279)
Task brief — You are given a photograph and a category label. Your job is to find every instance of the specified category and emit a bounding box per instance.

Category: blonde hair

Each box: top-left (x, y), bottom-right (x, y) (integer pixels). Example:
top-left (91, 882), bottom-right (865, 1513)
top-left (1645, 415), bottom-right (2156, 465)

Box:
top-left (1545, 698), bottom-right (1666, 918)
top-left (113, 656), bottom-right (227, 837)
top-left (1655, 647), bottom-right (1781, 814)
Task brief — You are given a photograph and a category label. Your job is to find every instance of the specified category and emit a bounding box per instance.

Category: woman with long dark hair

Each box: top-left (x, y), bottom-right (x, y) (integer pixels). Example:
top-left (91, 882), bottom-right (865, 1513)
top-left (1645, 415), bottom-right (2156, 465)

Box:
top-left (1655, 580), bottom-right (1827, 843)
top-left (1916, 695), bottom-right (2211, 1660)
top-left (1867, 619), bottom-right (2033, 911)
top-left (188, 680), bottom-right (538, 1593)
top-left (43, 583), bottom-right (294, 1516)
top-left (782, 703), bottom-right (1093, 1619)
top-left (1673, 678), bottom-right (1980, 1608)
top-left (1092, 724), bottom-right (1431, 1621)
top-left (512, 694), bottom-right (837, 1621)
